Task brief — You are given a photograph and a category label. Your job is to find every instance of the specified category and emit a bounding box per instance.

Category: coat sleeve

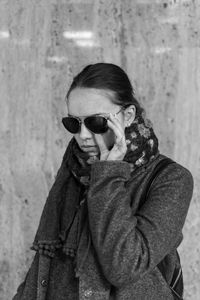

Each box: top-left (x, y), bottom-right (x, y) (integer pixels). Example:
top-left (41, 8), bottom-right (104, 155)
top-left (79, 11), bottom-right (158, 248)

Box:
top-left (87, 160), bottom-right (193, 287)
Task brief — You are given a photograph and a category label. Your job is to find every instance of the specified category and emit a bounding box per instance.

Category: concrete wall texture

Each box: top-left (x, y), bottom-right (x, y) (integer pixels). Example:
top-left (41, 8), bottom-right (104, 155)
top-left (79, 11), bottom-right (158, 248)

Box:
top-left (0, 0), bottom-right (199, 299)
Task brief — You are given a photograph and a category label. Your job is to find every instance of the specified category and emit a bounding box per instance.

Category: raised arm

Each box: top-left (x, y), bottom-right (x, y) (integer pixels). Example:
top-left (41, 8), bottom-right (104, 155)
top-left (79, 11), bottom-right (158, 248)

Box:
top-left (87, 160), bottom-right (193, 287)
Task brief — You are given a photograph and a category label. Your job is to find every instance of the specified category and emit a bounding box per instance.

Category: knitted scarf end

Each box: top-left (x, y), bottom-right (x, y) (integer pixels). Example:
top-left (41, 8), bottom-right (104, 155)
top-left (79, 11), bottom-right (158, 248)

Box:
top-left (31, 240), bottom-right (62, 258)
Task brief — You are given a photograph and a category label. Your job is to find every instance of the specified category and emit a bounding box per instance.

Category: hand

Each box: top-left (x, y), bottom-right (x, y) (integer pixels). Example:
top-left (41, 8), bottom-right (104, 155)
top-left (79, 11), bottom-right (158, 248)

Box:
top-left (94, 113), bottom-right (127, 161)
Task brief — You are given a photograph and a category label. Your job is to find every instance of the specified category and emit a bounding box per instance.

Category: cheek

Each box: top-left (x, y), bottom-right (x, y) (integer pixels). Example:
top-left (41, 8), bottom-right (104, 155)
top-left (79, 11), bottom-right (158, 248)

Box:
top-left (73, 134), bottom-right (83, 147)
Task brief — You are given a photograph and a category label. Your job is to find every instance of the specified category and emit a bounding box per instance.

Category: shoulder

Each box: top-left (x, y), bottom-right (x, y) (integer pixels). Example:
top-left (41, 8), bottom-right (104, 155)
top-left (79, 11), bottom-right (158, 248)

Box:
top-left (146, 154), bottom-right (194, 205)
top-left (136, 155), bottom-right (194, 224)
top-left (154, 154), bottom-right (193, 187)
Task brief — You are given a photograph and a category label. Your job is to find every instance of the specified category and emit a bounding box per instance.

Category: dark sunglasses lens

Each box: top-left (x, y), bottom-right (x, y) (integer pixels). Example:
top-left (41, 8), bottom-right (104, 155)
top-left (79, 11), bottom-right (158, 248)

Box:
top-left (85, 116), bottom-right (108, 133)
top-left (62, 117), bottom-right (80, 133)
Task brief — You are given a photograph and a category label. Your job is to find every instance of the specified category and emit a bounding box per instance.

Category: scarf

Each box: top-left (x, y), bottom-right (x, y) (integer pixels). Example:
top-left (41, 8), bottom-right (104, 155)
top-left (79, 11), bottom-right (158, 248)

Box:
top-left (31, 106), bottom-right (159, 277)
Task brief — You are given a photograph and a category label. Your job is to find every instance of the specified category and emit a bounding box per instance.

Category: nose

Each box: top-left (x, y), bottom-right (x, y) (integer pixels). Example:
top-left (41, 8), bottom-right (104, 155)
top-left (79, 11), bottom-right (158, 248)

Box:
top-left (79, 122), bottom-right (93, 139)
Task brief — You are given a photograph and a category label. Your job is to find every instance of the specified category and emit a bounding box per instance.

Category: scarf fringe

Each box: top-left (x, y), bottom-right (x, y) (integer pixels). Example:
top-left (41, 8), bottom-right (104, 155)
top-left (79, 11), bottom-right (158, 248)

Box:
top-left (31, 240), bottom-right (62, 258)
top-left (31, 240), bottom-right (77, 258)
top-left (62, 247), bottom-right (76, 257)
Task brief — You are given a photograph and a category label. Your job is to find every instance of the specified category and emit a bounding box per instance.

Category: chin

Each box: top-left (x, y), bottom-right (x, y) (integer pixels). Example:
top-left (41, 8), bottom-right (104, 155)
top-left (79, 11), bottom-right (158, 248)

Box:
top-left (87, 151), bottom-right (99, 157)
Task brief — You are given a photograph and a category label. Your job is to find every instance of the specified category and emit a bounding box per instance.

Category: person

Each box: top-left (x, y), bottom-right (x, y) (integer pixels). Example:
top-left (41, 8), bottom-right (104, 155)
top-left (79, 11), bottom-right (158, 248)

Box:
top-left (13, 63), bottom-right (193, 300)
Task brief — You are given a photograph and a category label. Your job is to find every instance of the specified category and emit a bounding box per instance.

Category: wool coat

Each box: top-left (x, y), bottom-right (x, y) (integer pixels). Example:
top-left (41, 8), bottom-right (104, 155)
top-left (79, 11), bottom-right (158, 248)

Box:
top-left (13, 154), bottom-right (193, 300)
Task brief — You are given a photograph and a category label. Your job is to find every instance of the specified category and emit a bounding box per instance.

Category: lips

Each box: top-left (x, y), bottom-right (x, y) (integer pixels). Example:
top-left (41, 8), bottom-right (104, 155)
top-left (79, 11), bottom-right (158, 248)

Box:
top-left (82, 145), bottom-right (97, 148)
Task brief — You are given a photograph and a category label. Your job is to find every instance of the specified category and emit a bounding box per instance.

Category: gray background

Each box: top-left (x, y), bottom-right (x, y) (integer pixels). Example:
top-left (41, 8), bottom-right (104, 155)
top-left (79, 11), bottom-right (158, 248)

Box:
top-left (0, 0), bottom-right (199, 299)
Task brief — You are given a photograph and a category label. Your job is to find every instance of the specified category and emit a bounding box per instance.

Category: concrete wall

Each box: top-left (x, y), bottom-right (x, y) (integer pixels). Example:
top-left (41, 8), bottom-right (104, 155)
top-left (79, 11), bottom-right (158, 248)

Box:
top-left (0, 0), bottom-right (199, 299)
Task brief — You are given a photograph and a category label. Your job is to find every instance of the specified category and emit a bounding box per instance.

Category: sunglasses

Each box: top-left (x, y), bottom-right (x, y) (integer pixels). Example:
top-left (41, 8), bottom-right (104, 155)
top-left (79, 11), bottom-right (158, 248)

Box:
top-left (62, 107), bottom-right (124, 134)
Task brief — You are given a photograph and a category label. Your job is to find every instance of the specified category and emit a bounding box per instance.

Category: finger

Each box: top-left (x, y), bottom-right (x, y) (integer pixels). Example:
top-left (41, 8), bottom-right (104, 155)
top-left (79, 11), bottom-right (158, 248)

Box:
top-left (108, 113), bottom-right (124, 134)
top-left (107, 119), bottom-right (124, 144)
top-left (107, 115), bottom-right (127, 150)
top-left (94, 134), bottom-right (110, 160)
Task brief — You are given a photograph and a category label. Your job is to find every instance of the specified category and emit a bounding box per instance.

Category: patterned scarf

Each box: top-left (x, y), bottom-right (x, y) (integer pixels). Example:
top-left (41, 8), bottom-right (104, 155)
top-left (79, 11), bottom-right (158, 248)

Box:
top-left (31, 106), bottom-right (159, 274)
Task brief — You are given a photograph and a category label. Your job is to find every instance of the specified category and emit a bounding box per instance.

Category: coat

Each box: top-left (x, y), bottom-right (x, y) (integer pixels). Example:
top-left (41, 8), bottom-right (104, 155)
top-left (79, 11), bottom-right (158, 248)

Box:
top-left (13, 154), bottom-right (193, 300)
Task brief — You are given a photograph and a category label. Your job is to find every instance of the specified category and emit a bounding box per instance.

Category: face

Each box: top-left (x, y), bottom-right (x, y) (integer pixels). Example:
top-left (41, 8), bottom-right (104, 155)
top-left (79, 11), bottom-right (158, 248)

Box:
top-left (66, 88), bottom-right (126, 157)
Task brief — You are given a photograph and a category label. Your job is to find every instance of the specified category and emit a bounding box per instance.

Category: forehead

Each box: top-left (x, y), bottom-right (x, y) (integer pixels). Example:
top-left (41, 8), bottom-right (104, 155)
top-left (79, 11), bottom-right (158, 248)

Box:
top-left (67, 88), bottom-right (119, 116)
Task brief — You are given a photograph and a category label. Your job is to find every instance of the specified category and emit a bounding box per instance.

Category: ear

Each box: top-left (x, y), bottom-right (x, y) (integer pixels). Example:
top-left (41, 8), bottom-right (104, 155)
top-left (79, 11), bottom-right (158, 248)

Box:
top-left (124, 105), bottom-right (136, 127)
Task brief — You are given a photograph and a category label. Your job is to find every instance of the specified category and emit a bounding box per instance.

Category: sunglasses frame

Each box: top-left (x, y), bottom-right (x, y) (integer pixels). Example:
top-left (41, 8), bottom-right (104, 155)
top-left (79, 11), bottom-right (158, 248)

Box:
top-left (62, 107), bottom-right (124, 134)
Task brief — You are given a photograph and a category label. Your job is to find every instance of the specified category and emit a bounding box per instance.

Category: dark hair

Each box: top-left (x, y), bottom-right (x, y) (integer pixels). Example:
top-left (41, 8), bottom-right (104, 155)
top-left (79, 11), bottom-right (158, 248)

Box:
top-left (66, 63), bottom-right (142, 114)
